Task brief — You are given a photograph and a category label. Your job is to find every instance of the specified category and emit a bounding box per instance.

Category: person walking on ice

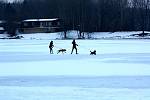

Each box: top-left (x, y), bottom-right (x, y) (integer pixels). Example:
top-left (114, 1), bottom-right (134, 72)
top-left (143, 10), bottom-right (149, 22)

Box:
top-left (71, 39), bottom-right (78, 54)
top-left (49, 41), bottom-right (54, 54)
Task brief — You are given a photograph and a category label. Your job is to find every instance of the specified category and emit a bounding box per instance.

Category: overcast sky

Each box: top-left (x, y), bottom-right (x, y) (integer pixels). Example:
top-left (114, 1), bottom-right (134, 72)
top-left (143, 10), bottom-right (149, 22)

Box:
top-left (0, 0), bottom-right (23, 3)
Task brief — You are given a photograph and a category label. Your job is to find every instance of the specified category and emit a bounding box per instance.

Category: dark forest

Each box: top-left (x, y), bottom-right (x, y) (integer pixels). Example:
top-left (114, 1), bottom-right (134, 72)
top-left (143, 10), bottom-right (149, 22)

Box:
top-left (0, 0), bottom-right (150, 34)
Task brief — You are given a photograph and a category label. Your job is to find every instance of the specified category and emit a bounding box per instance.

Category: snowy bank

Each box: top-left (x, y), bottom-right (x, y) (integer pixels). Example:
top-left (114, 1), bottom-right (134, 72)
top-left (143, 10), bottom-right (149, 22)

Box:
top-left (16, 31), bottom-right (150, 40)
top-left (1, 31), bottom-right (150, 40)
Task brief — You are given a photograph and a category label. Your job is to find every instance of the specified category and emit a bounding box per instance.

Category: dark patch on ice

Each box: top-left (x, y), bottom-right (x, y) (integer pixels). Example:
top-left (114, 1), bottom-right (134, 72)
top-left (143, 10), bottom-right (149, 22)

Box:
top-left (0, 52), bottom-right (150, 64)
top-left (0, 76), bottom-right (150, 89)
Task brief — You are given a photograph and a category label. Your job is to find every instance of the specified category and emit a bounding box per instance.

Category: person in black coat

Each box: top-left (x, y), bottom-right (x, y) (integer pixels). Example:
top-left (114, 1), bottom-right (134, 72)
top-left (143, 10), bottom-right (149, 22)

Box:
top-left (49, 41), bottom-right (54, 54)
top-left (71, 39), bottom-right (78, 54)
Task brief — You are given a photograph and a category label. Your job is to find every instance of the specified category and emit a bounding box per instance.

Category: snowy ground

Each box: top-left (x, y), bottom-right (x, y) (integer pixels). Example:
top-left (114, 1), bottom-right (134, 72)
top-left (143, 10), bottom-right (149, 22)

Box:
top-left (0, 76), bottom-right (150, 100)
top-left (0, 33), bottom-right (150, 100)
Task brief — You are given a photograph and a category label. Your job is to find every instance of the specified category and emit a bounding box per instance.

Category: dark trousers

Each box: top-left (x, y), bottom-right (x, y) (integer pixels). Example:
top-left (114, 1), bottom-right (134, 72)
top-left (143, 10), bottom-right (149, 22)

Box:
top-left (50, 48), bottom-right (53, 54)
top-left (71, 47), bottom-right (78, 54)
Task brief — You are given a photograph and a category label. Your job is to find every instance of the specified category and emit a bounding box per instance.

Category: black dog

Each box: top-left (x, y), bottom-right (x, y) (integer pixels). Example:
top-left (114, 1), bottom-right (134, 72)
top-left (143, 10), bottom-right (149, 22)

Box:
top-left (90, 50), bottom-right (96, 55)
top-left (57, 49), bottom-right (66, 54)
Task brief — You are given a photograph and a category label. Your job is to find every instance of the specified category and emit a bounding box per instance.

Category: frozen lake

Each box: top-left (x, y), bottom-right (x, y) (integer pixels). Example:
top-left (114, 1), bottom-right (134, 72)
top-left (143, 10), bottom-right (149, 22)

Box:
top-left (0, 76), bottom-right (150, 100)
top-left (0, 39), bottom-right (150, 100)
top-left (0, 39), bottom-right (150, 76)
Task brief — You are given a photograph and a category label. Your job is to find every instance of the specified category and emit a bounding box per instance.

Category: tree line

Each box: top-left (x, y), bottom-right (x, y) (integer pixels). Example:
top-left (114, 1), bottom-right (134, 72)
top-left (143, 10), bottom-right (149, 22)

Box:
top-left (0, 0), bottom-right (150, 36)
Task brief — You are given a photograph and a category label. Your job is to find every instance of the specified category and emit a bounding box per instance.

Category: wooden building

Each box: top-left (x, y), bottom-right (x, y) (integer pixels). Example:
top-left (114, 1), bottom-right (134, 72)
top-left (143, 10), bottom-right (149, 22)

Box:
top-left (20, 18), bottom-right (62, 33)
top-left (0, 20), bottom-right (6, 34)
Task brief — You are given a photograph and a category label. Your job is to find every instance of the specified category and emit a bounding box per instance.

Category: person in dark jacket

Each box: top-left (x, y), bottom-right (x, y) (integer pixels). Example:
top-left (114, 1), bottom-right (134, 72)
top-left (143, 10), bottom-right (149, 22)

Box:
top-left (71, 39), bottom-right (78, 54)
top-left (49, 41), bottom-right (54, 54)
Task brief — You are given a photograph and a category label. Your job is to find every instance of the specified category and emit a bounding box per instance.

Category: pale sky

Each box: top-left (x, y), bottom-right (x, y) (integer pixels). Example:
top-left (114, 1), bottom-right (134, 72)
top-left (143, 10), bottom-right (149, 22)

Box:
top-left (0, 0), bottom-right (23, 3)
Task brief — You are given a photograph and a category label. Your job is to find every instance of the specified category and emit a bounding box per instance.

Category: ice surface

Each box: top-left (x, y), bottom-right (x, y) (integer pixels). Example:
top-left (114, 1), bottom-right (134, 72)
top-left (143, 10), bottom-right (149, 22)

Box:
top-left (0, 34), bottom-right (150, 100)
top-left (0, 76), bottom-right (150, 100)
top-left (0, 39), bottom-right (150, 76)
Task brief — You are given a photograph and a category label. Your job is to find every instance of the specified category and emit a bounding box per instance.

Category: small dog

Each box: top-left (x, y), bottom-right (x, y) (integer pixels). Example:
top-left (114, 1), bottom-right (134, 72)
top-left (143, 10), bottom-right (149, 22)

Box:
top-left (57, 49), bottom-right (66, 54)
top-left (90, 50), bottom-right (96, 55)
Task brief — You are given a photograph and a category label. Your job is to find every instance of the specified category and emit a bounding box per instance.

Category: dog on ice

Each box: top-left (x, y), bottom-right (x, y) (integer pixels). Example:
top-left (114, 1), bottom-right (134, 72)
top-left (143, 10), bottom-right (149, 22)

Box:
top-left (90, 50), bottom-right (96, 55)
top-left (57, 49), bottom-right (67, 54)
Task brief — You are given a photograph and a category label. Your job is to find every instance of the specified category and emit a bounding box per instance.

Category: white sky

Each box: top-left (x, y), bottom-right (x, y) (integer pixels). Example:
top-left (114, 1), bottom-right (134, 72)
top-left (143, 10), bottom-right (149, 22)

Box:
top-left (0, 0), bottom-right (23, 3)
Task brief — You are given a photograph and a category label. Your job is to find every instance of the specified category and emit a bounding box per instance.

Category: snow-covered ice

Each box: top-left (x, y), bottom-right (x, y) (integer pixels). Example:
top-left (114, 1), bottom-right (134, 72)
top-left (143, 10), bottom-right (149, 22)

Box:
top-left (0, 76), bottom-right (150, 100)
top-left (0, 39), bottom-right (150, 76)
top-left (0, 33), bottom-right (150, 100)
